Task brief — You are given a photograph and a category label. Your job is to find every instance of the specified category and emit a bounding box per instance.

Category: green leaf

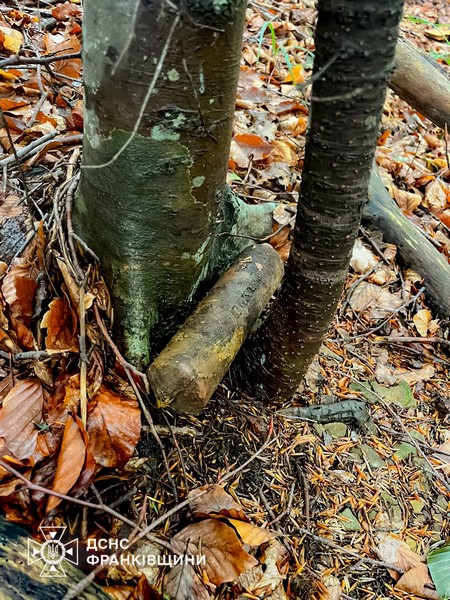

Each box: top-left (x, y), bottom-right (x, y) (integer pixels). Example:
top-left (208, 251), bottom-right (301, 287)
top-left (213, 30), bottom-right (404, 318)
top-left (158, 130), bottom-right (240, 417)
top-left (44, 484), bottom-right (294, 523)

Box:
top-left (405, 15), bottom-right (434, 26)
top-left (350, 380), bottom-right (416, 408)
top-left (256, 19), bottom-right (278, 62)
top-left (428, 544), bottom-right (450, 599)
top-left (228, 172), bottom-right (242, 182)
top-left (277, 44), bottom-right (295, 83)
top-left (268, 22), bottom-right (278, 56)
top-left (349, 381), bottom-right (377, 403)
top-left (339, 508), bottom-right (361, 532)
top-left (371, 381), bottom-right (416, 408)
top-left (393, 442), bottom-right (416, 460)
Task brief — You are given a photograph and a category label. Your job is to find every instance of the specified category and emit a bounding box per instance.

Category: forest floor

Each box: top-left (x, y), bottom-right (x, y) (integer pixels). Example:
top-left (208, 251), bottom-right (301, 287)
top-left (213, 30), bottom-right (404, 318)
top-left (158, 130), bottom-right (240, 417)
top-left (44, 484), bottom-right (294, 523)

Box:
top-left (0, 0), bottom-right (449, 599)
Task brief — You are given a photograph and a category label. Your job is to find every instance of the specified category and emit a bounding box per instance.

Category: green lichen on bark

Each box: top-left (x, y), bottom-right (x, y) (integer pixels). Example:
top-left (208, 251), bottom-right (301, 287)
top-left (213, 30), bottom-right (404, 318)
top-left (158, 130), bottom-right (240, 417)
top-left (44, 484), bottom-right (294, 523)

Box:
top-left (78, 129), bottom-right (211, 363)
top-left (77, 0), bottom-right (248, 366)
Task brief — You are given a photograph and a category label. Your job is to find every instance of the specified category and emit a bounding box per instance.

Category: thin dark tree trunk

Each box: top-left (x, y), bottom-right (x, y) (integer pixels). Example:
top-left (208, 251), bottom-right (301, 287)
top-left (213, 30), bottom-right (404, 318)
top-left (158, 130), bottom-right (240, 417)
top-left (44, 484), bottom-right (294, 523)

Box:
top-left (76, 0), bottom-right (249, 367)
top-left (232, 0), bottom-right (404, 402)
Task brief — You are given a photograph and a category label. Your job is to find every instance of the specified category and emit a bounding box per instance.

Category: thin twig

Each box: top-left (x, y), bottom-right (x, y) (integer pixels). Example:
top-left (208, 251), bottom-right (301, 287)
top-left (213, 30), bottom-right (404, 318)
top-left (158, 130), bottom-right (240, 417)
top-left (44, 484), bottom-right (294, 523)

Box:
top-left (0, 131), bottom-right (58, 167)
top-left (371, 335), bottom-right (450, 349)
top-left (0, 108), bottom-right (33, 215)
top-left (79, 285), bottom-right (88, 426)
top-left (92, 304), bottom-right (146, 381)
top-left (65, 172), bottom-right (83, 282)
top-left (93, 304), bottom-right (178, 502)
top-left (0, 52), bottom-right (81, 69)
top-left (289, 519), bottom-right (404, 574)
top-left (269, 481), bottom-right (295, 525)
top-left (0, 349), bottom-right (56, 361)
top-left (162, 412), bottom-right (190, 494)
top-left (341, 287), bottom-right (426, 341)
top-left (0, 458), bottom-right (173, 552)
top-left (62, 438), bottom-right (277, 599)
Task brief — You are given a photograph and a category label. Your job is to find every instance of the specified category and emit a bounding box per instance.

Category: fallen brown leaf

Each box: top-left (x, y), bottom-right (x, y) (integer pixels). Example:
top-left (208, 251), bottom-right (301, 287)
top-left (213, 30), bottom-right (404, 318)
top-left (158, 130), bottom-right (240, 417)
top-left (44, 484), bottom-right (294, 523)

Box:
top-left (47, 414), bottom-right (86, 512)
top-left (41, 296), bottom-right (79, 353)
top-left (172, 519), bottom-right (258, 585)
top-left (189, 484), bottom-right (248, 521)
top-left (0, 379), bottom-right (47, 463)
top-left (395, 563), bottom-right (439, 599)
top-left (87, 385), bottom-right (141, 468)
top-left (227, 518), bottom-right (275, 546)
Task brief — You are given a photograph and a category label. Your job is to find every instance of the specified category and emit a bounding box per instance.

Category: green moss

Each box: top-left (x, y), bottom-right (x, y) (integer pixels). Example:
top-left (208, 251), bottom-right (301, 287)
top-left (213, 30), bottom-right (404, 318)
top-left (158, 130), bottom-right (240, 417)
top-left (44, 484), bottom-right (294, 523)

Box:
top-left (77, 129), bottom-right (212, 365)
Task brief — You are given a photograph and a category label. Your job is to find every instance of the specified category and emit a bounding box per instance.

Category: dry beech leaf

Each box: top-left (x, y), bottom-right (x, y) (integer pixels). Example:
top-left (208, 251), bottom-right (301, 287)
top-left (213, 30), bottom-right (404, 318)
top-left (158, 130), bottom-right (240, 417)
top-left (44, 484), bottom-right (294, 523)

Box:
top-left (283, 64), bottom-right (304, 85)
top-left (56, 258), bottom-right (95, 309)
top-left (172, 519), bottom-right (258, 585)
top-left (0, 373), bottom-right (14, 402)
top-left (393, 364), bottom-right (435, 386)
top-left (272, 203), bottom-right (295, 226)
top-left (41, 297), bottom-right (79, 353)
top-left (1, 261), bottom-right (37, 320)
top-left (0, 25), bottom-right (24, 54)
top-left (164, 563), bottom-right (213, 600)
top-left (404, 269), bottom-right (423, 284)
top-left (47, 415), bottom-right (86, 512)
top-left (425, 24), bottom-right (450, 41)
top-left (52, 2), bottom-right (82, 21)
top-left (230, 133), bottom-right (273, 168)
top-left (227, 518), bottom-right (275, 546)
top-left (395, 563), bottom-right (439, 599)
top-left (376, 533), bottom-right (423, 579)
top-left (189, 484), bottom-right (248, 521)
top-left (413, 309), bottom-right (432, 337)
top-left (393, 187), bottom-right (422, 213)
top-left (368, 266), bottom-right (394, 286)
top-left (253, 539), bottom-right (288, 594)
top-left (350, 239), bottom-right (378, 274)
top-left (43, 33), bottom-right (82, 79)
top-left (238, 66), bottom-right (263, 88)
top-left (87, 346), bottom-right (104, 397)
top-left (424, 179), bottom-right (447, 210)
top-left (0, 194), bottom-right (22, 225)
top-left (0, 379), bottom-right (46, 463)
top-left (322, 575), bottom-right (342, 600)
top-left (87, 386), bottom-right (141, 468)
top-left (383, 243), bottom-right (397, 263)
top-left (433, 440), bottom-right (450, 475)
top-left (270, 139), bottom-right (298, 166)
top-left (349, 282), bottom-right (404, 317)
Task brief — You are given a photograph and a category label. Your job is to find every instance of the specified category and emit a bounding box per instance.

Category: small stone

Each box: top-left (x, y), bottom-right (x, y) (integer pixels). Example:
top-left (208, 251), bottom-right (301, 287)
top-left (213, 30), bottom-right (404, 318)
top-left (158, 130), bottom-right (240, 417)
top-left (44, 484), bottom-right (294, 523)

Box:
top-left (323, 422), bottom-right (348, 438)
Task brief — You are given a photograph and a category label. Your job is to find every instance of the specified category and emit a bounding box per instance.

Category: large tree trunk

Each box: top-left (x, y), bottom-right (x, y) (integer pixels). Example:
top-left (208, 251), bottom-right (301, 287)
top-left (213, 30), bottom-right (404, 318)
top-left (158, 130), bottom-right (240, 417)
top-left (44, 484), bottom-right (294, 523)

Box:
top-left (76, 0), bottom-right (271, 367)
top-left (231, 0), bottom-right (405, 403)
